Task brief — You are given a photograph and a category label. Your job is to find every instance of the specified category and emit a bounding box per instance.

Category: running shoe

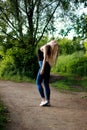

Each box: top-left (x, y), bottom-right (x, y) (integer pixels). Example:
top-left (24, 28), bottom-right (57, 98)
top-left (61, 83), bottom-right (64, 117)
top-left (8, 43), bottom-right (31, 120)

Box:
top-left (40, 100), bottom-right (48, 106)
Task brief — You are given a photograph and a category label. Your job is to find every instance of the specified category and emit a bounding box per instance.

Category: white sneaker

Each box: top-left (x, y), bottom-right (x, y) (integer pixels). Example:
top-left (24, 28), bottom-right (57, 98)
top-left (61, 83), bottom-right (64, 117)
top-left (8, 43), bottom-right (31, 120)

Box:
top-left (40, 100), bottom-right (48, 106)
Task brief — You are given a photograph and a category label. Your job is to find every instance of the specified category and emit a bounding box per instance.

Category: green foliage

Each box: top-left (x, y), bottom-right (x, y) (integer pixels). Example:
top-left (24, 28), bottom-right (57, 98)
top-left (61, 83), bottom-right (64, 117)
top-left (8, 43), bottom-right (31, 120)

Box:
top-left (0, 0), bottom-right (64, 45)
top-left (58, 38), bottom-right (84, 55)
top-left (52, 51), bottom-right (87, 76)
top-left (60, 14), bottom-right (87, 40)
top-left (37, 36), bottom-right (49, 47)
top-left (0, 51), bottom-right (14, 77)
top-left (12, 45), bottom-right (38, 79)
top-left (84, 41), bottom-right (87, 57)
top-left (0, 0), bottom-right (86, 81)
top-left (0, 44), bottom-right (39, 79)
top-left (58, 38), bottom-right (74, 54)
top-left (69, 56), bottom-right (87, 76)
top-left (0, 101), bottom-right (8, 130)
top-left (84, 41), bottom-right (87, 50)
top-left (0, 0), bottom-right (86, 46)
top-left (52, 76), bottom-right (87, 92)
top-left (74, 14), bottom-right (87, 40)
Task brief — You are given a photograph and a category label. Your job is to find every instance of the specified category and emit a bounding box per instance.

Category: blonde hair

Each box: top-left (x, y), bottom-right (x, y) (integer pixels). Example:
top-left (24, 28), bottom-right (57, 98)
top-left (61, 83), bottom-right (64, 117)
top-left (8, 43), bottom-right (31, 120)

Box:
top-left (46, 43), bottom-right (59, 66)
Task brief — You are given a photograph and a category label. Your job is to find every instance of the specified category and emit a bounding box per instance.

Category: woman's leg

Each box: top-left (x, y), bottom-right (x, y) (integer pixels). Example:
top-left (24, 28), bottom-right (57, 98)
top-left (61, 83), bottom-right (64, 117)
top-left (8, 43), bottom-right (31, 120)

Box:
top-left (43, 76), bottom-right (50, 102)
top-left (36, 61), bottom-right (45, 100)
top-left (43, 62), bottom-right (51, 103)
top-left (36, 71), bottom-right (45, 99)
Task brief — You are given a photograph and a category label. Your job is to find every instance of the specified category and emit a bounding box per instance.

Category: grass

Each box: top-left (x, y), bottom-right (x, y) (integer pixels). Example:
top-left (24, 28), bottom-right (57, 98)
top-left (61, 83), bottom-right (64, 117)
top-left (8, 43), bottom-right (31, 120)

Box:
top-left (0, 72), bottom-right (87, 92)
top-left (0, 101), bottom-right (9, 130)
top-left (0, 75), bottom-right (35, 83)
top-left (51, 74), bottom-right (87, 92)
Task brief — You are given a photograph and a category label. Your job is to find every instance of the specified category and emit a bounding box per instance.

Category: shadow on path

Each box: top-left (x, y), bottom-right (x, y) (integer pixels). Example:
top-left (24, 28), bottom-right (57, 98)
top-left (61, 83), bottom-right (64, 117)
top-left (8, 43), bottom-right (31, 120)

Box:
top-left (50, 74), bottom-right (64, 83)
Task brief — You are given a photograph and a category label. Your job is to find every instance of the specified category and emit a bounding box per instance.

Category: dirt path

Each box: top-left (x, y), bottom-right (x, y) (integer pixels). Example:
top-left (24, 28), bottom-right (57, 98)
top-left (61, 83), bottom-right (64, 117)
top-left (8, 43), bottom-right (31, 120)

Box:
top-left (0, 80), bottom-right (87, 130)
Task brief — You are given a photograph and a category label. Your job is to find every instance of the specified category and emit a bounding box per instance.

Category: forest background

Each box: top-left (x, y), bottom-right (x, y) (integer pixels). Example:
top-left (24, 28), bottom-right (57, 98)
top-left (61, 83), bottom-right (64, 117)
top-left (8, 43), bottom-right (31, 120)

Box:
top-left (0, 1), bottom-right (87, 129)
top-left (0, 0), bottom-right (87, 82)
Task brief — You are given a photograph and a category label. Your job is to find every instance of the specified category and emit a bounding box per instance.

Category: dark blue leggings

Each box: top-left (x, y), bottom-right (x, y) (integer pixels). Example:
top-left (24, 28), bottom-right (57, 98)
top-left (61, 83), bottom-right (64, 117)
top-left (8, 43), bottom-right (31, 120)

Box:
top-left (36, 61), bottom-right (51, 101)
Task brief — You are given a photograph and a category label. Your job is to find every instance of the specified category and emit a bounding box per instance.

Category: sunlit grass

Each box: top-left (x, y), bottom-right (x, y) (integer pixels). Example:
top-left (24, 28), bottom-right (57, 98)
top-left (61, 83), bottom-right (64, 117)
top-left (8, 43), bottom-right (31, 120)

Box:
top-left (0, 75), bottom-right (35, 83)
top-left (52, 75), bottom-right (87, 92)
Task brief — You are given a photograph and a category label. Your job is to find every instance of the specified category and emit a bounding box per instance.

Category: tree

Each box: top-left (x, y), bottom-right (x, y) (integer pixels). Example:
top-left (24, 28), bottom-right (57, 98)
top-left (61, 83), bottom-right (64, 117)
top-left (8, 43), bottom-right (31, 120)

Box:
top-left (0, 0), bottom-right (86, 78)
top-left (74, 14), bottom-right (87, 40)
top-left (0, 0), bottom-right (59, 46)
top-left (0, 0), bottom-right (87, 46)
top-left (59, 12), bottom-right (87, 40)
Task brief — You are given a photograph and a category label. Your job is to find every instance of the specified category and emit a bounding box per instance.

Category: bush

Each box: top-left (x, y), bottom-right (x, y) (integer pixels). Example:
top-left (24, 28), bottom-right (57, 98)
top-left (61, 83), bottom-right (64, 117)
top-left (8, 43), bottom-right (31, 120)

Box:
top-left (0, 54), bottom-right (14, 77)
top-left (52, 51), bottom-right (87, 76)
top-left (0, 101), bottom-right (8, 130)
top-left (0, 45), bottom-right (39, 79)
top-left (69, 57), bottom-right (87, 76)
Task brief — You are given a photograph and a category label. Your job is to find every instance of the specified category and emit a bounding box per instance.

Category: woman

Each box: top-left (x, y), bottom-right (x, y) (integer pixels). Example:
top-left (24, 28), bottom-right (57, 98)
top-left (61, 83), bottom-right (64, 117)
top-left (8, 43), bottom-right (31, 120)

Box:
top-left (36, 40), bottom-right (59, 106)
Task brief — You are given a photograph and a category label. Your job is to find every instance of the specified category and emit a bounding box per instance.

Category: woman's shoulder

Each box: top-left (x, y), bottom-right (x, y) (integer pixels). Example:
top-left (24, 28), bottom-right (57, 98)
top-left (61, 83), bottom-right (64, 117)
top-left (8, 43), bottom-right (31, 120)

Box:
top-left (40, 45), bottom-right (47, 51)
